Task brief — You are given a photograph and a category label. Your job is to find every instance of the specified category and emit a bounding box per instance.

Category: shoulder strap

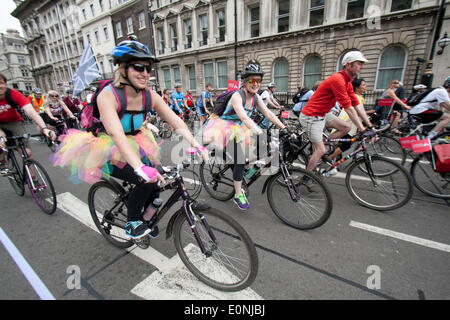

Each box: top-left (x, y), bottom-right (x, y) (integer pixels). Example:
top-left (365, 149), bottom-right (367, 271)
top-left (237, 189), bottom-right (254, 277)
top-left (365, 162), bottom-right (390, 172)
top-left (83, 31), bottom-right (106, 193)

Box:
top-left (238, 89), bottom-right (256, 109)
top-left (108, 84), bottom-right (127, 118)
top-left (5, 89), bottom-right (18, 109)
top-left (143, 88), bottom-right (152, 113)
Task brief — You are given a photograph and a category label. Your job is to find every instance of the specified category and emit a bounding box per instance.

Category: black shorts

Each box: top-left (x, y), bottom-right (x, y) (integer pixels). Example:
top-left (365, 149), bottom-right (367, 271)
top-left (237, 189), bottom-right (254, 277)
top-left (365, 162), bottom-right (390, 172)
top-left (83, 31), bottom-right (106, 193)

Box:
top-left (412, 110), bottom-right (443, 124)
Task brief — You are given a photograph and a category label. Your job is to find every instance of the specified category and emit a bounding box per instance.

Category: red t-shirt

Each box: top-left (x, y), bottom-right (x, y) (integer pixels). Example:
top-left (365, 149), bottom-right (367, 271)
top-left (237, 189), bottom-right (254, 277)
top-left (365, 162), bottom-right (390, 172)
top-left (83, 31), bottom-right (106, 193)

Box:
top-left (301, 70), bottom-right (360, 117)
top-left (0, 89), bottom-right (29, 123)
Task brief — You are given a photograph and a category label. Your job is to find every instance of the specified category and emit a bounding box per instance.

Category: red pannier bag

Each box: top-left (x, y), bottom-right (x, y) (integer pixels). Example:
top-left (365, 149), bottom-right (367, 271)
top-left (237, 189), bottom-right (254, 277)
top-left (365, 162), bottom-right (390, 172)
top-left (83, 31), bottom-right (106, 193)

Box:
top-left (433, 144), bottom-right (450, 173)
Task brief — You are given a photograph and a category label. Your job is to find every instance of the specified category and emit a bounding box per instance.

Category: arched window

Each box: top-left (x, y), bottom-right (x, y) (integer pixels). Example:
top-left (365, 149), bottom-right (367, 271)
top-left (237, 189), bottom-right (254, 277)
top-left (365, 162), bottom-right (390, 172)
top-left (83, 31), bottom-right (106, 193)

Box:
top-left (273, 58), bottom-right (289, 92)
top-left (303, 55), bottom-right (322, 89)
top-left (376, 45), bottom-right (407, 89)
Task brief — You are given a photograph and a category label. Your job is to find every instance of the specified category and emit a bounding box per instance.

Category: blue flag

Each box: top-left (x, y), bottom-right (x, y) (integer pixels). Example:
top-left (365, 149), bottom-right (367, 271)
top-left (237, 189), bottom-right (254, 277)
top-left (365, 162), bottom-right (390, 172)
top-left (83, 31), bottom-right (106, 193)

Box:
top-left (72, 44), bottom-right (100, 97)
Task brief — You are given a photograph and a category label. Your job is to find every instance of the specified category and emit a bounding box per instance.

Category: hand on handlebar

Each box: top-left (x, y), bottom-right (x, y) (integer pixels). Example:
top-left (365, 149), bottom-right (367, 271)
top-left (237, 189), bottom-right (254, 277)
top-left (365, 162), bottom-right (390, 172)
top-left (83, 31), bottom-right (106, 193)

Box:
top-left (134, 165), bottom-right (166, 185)
top-left (42, 128), bottom-right (57, 141)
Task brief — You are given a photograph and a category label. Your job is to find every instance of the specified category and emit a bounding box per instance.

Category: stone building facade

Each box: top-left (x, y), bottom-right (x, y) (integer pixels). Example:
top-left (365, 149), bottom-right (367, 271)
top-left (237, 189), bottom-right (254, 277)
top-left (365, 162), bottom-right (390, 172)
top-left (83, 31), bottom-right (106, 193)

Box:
top-left (152, 0), bottom-right (444, 103)
top-left (0, 29), bottom-right (36, 94)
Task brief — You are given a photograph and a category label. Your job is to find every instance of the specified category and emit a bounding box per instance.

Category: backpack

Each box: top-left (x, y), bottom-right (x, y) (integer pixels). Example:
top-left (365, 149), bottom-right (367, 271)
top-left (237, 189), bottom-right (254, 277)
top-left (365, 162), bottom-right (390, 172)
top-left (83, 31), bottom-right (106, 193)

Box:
top-left (292, 87), bottom-right (310, 104)
top-left (406, 88), bottom-right (437, 107)
top-left (81, 80), bottom-right (152, 134)
top-left (5, 89), bottom-right (18, 110)
top-left (212, 89), bottom-right (252, 116)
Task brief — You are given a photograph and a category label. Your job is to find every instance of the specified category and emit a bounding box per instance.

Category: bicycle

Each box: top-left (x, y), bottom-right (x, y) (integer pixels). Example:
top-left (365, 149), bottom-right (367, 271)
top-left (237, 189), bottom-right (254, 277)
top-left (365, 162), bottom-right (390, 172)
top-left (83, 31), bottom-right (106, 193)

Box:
top-left (43, 118), bottom-right (69, 152)
top-left (199, 131), bottom-right (333, 230)
top-left (409, 130), bottom-right (450, 199)
top-left (149, 112), bottom-right (172, 139)
top-left (0, 134), bottom-right (57, 215)
top-left (317, 133), bottom-right (414, 211)
top-left (88, 161), bottom-right (258, 291)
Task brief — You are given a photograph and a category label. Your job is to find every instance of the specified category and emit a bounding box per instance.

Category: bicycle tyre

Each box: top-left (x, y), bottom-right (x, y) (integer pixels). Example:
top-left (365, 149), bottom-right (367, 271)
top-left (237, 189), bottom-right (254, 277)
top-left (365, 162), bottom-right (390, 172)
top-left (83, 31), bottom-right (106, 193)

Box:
top-left (267, 168), bottom-right (332, 230)
top-left (367, 135), bottom-right (406, 167)
top-left (88, 181), bottom-right (133, 248)
top-left (199, 159), bottom-right (235, 201)
top-left (26, 160), bottom-right (57, 215)
top-left (6, 150), bottom-right (25, 196)
top-left (410, 155), bottom-right (450, 199)
top-left (173, 207), bottom-right (258, 291)
top-left (345, 155), bottom-right (413, 211)
top-left (180, 168), bottom-right (202, 199)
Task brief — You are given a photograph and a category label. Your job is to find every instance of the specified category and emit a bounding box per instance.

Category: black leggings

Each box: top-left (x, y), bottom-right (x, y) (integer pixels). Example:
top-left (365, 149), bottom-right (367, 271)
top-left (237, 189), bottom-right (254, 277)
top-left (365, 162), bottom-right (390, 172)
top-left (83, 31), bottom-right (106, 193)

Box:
top-left (110, 164), bottom-right (159, 222)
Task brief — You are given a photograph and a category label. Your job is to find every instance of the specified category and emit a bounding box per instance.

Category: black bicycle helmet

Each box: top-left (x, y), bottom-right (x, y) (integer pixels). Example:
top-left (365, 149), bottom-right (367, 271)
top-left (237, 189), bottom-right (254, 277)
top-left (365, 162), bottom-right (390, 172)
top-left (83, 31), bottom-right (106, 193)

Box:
top-left (444, 76), bottom-right (450, 88)
top-left (240, 61), bottom-right (265, 80)
top-left (111, 40), bottom-right (159, 65)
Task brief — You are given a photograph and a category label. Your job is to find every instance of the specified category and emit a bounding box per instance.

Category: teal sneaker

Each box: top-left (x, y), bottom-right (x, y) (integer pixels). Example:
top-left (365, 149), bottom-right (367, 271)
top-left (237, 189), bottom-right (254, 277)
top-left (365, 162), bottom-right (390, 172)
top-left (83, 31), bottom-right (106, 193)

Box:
top-left (125, 221), bottom-right (151, 239)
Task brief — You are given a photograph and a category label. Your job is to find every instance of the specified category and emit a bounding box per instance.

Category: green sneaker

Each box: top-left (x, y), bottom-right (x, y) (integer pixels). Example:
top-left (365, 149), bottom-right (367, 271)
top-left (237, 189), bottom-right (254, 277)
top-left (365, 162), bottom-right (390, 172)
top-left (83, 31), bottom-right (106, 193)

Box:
top-left (233, 192), bottom-right (250, 210)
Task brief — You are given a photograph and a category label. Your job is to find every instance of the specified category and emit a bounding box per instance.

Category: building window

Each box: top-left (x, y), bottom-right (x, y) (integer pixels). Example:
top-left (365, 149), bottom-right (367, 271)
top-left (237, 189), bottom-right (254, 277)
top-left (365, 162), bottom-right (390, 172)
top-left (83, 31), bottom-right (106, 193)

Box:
top-left (173, 66), bottom-right (181, 85)
top-left (199, 14), bottom-right (208, 46)
top-left (25, 83), bottom-right (33, 91)
top-left (170, 23), bottom-right (178, 52)
top-left (187, 65), bottom-right (196, 90)
top-left (138, 12), bottom-right (146, 29)
top-left (126, 17), bottom-right (134, 34)
top-left (278, 0), bottom-right (290, 33)
top-left (158, 28), bottom-right (165, 54)
top-left (310, 0), bottom-right (324, 27)
top-left (347, 0), bottom-right (365, 20)
top-left (103, 26), bottom-right (109, 40)
top-left (21, 69), bottom-right (29, 77)
top-left (116, 22), bottom-right (123, 38)
top-left (203, 62), bottom-right (214, 87)
top-left (376, 45), bottom-right (407, 89)
top-left (99, 0), bottom-right (104, 12)
top-left (90, 3), bottom-right (95, 17)
top-left (163, 68), bottom-right (171, 89)
top-left (216, 60), bottom-right (228, 89)
top-left (82, 8), bottom-right (87, 21)
top-left (274, 58), bottom-right (289, 92)
top-left (184, 19), bottom-right (192, 49)
top-left (249, 6), bottom-right (260, 38)
top-left (303, 55), bottom-right (322, 89)
top-left (94, 30), bottom-right (100, 44)
top-left (216, 9), bottom-right (226, 42)
top-left (391, 0), bottom-right (413, 12)
top-left (86, 33), bottom-right (91, 45)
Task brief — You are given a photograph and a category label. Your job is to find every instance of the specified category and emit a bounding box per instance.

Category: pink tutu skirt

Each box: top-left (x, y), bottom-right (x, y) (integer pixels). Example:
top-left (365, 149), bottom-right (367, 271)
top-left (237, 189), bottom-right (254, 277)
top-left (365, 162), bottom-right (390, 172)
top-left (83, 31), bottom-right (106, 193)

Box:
top-left (200, 115), bottom-right (254, 149)
top-left (50, 128), bottom-right (161, 184)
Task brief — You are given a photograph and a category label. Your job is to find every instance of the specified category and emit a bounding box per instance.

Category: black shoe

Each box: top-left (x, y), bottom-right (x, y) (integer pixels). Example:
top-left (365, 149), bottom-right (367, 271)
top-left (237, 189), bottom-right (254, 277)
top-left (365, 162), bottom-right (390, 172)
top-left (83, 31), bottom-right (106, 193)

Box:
top-left (125, 221), bottom-right (151, 239)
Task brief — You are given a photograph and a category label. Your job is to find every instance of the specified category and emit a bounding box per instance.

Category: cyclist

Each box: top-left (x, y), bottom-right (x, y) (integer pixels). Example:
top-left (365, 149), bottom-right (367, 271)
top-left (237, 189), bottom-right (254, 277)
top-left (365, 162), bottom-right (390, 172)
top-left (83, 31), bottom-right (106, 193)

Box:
top-left (170, 83), bottom-right (187, 118)
top-left (196, 83), bottom-right (214, 125)
top-left (62, 89), bottom-right (82, 128)
top-left (28, 88), bottom-right (46, 114)
top-left (41, 90), bottom-right (76, 134)
top-left (292, 82), bottom-right (321, 119)
top-left (378, 79), bottom-right (411, 134)
top-left (0, 73), bottom-right (55, 175)
top-left (51, 40), bottom-right (207, 239)
top-left (409, 77), bottom-right (450, 139)
top-left (202, 62), bottom-right (287, 210)
top-left (299, 50), bottom-right (374, 182)
top-left (259, 82), bottom-right (284, 129)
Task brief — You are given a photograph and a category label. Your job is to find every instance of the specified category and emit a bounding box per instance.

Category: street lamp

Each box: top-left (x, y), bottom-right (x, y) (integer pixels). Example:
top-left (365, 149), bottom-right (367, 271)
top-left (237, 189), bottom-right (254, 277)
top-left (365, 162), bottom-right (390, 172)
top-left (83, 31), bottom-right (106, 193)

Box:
top-left (147, 0), bottom-right (159, 88)
top-left (437, 32), bottom-right (450, 55)
top-left (413, 57), bottom-right (426, 87)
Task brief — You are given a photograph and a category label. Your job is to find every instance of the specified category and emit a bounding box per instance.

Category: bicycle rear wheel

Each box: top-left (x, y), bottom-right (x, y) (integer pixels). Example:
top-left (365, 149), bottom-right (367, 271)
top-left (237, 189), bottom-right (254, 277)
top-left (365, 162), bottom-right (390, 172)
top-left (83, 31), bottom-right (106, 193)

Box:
top-left (410, 155), bottom-right (450, 199)
top-left (6, 150), bottom-right (25, 196)
top-left (346, 155), bottom-right (413, 210)
top-left (267, 168), bottom-right (332, 230)
top-left (26, 160), bottom-right (57, 215)
top-left (88, 181), bottom-right (133, 248)
top-left (173, 207), bottom-right (258, 291)
top-left (367, 135), bottom-right (406, 167)
top-left (199, 155), bottom-right (235, 201)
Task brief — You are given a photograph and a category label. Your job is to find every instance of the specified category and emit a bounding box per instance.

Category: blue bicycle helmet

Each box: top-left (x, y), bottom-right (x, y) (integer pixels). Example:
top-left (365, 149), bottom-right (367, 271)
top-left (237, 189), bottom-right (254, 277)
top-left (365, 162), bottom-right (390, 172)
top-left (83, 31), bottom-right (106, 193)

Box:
top-left (111, 40), bottom-right (159, 65)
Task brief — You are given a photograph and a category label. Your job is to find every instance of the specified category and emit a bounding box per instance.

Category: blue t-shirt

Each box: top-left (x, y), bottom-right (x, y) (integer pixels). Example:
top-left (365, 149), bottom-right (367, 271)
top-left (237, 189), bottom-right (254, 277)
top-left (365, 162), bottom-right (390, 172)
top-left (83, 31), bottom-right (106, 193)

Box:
top-left (293, 90), bottom-right (314, 112)
top-left (170, 91), bottom-right (185, 111)
top-left (197, 90), bottom-right (212, 108)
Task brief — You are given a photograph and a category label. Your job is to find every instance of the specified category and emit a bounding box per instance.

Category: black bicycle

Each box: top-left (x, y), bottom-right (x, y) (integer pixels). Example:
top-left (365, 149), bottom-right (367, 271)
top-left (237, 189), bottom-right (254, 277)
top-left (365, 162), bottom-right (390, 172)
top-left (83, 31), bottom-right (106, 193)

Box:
top-left (199, 131), bottom-right (333, 230)
top-left (88, 162), bottom-right (258, 292)
top-left (0, 134), bottom-right (57, 215)
top-left (44, 118), bottom-right (68, 152)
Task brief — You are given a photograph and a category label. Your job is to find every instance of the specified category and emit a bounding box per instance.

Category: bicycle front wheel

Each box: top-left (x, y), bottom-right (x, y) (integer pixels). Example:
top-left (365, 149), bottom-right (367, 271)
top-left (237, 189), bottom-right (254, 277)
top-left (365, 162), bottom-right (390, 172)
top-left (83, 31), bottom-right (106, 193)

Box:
top-left (346, 155), bottom-right (413, 210)
top-left (26, 160), bottom-right (57, 215)
top-left (173, 207), bottom-right (258, 292)
top-left (6, 150), bottom-right (25, 196)
top-left (199, 157), bottom-right (235, 201)
top-left (88, 181), bottom-right (133, 248)
top-left (410, 155), bottom-right (450, 199)
top-left (367, 135), bottom-right (406, 167)
top-left (267, 168), bottom-right (332, 230)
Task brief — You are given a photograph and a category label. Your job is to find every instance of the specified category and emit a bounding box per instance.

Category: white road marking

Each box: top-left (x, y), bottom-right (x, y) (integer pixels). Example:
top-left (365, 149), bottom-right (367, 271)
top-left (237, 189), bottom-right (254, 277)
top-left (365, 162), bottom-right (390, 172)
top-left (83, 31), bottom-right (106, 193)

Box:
top-left (349, 221), bottom-right (450, 253)
top-left (0, 227), bottom-right (55, 300)
top-left (56, 192), bottom-right (263, 300)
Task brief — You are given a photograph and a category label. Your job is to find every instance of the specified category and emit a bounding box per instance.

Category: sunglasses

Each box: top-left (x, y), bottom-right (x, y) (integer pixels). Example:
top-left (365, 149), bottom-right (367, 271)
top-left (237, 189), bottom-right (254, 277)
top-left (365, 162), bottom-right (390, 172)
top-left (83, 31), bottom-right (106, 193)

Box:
top-left (247, 78), bottom-right (262, 84)
top-left (130, 63), bottom-right (151, 73)
top-left (50, 95), bottom-right (59, 98)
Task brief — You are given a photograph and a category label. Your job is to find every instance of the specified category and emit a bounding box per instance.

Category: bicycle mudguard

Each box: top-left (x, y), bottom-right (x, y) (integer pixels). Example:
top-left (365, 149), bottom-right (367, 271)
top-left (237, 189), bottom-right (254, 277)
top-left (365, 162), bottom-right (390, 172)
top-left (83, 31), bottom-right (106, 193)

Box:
top-left (261, 175), bottom-right (276, 194)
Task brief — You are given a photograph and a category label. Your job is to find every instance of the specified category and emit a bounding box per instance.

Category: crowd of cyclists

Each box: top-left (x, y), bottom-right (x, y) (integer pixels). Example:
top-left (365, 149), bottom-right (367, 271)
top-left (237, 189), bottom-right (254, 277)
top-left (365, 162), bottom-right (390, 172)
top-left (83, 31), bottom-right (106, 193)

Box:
top-left (1, 37), bottom-right (449, 241)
